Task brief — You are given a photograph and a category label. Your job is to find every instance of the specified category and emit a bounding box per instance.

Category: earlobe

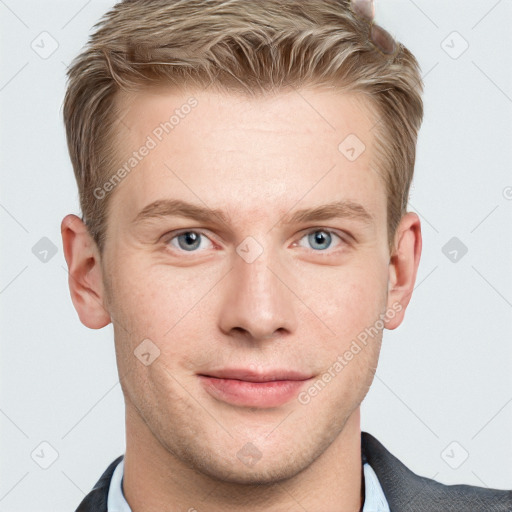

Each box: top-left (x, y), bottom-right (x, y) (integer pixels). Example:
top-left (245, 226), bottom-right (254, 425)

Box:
top-left (384, 212), bottom-right (422, 330)
top-left (61, 214), bottom-right (111, 329)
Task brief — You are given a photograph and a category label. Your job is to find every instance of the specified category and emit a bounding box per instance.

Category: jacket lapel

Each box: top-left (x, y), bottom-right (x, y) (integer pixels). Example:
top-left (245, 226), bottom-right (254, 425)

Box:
top-left (362, 431), bottom-right (512, 511)
top-left (75, 455), bottom-right (123, 512)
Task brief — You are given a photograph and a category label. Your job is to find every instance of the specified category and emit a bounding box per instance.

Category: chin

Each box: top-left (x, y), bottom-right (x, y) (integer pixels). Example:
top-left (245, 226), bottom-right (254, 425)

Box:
top-left (195, 457), bottom-right (304, 487)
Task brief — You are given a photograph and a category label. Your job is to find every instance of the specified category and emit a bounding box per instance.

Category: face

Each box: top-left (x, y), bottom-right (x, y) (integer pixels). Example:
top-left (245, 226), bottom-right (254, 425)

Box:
top-left (98, 86), bottom-right (400, 484)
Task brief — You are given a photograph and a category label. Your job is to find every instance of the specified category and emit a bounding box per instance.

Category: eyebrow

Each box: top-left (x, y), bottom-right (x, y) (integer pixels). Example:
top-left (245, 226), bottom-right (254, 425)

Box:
top-left (281, 200), bottom-right (374, 226)
top-left (133, 199), bottom-right (232, 225)
top-left (132, 198), bottom-right (374, 227)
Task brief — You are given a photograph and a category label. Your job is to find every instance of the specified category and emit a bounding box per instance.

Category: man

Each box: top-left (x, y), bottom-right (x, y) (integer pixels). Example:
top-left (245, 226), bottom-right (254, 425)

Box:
top-left (61, 0), bottom-right (512, 510)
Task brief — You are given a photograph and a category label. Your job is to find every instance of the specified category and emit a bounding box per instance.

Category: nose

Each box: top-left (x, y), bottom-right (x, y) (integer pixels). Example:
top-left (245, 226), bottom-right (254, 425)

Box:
top-left (217, 244), bottom-right (297, 343)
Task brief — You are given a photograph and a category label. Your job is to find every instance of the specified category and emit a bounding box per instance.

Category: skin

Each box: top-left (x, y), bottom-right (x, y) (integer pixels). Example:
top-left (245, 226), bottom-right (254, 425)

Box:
top-left (61, 86), bottom-right (421, 512)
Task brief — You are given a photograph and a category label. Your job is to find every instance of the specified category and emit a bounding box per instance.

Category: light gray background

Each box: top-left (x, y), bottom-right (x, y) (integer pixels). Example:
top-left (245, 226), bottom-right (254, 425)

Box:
top-left (1, 0), bottom-right (511, 510)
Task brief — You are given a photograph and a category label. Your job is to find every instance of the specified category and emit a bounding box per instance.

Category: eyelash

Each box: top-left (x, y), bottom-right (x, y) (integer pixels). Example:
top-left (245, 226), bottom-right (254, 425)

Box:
top-left (163, 228), bottom-right (348, 254)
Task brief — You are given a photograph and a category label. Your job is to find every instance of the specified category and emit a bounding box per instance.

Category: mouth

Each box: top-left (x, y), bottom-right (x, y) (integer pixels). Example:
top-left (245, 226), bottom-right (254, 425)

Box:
top-left (197, 369), bottom-right (314, 408)
top-left (198, 368), bottom-right (313, 382)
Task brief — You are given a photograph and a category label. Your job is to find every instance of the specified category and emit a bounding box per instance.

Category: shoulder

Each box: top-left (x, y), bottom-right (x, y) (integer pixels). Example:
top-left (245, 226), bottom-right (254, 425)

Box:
top-left (362, 431), bottom-right (512, 512)
top-left (75, 455), bottom-right (124, 512)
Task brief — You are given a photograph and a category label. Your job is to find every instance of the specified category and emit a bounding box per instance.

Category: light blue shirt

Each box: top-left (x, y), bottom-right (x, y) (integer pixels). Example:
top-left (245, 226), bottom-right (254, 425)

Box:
top-left (107, 458), bottom-right (390, 512)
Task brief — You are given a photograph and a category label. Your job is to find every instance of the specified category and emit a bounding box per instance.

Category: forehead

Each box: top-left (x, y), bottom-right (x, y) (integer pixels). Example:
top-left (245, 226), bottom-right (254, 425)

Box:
top-left (116, 84), bottom-right (377, 147)
top-left (108, 86), bottom-right (385, 226)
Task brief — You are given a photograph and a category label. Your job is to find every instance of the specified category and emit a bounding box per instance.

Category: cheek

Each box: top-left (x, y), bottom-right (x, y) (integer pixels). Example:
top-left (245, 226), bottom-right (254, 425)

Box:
top-left (110, 260), bottom-right (209, 330)
top-left (107, 259), bottom-right (225, 372)
top-left (293, 260), bottom-right (389, 346)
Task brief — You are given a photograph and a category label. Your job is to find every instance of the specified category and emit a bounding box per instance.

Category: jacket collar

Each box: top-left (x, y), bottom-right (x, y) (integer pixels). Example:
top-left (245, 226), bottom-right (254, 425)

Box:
top-left (361, 431), bottom-right (512, 511)
top-left (75, 455), bottom-right (123, 511)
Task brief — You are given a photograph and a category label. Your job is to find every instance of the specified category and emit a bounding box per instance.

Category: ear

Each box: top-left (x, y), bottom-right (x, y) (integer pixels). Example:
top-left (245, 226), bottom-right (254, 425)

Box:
top-left (61, 214), bottom-right (111, 329)
top-left (384, 212), bottom-right (422, 330)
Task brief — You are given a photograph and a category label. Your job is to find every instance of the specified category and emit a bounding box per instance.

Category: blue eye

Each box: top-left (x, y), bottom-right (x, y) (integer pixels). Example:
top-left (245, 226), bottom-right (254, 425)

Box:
top-left (165, 228), bottom-right (344, 254)
top-left (298, 229), bottom-right (343, 251)
top-left (168, 231), bottom-right (213, 252)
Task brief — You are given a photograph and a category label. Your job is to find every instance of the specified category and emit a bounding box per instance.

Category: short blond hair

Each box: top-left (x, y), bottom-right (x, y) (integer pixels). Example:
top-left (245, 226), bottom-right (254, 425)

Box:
top-left (63, 0), bottom-right (424, 253)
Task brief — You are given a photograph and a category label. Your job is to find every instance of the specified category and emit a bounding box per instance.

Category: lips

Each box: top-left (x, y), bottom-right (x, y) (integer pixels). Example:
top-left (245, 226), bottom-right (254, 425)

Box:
top-left (198, 368), bottom-right (314, 407)
top-left (198, 368), bottom-right (313, 382)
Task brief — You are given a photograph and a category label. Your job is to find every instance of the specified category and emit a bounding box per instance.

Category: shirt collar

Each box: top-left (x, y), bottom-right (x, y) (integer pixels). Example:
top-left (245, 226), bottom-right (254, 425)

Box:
top-left (107, 457), bottom-right (390, 512)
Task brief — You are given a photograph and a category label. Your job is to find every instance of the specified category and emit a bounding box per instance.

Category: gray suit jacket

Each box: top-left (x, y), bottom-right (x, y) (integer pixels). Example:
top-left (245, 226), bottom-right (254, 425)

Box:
top-left (75, 431), bottom-right (512, 511)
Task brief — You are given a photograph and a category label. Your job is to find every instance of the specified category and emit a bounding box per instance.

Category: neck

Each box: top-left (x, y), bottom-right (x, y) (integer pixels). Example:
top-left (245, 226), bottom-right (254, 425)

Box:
top-left (123, 407), bottom-right (364, 512)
